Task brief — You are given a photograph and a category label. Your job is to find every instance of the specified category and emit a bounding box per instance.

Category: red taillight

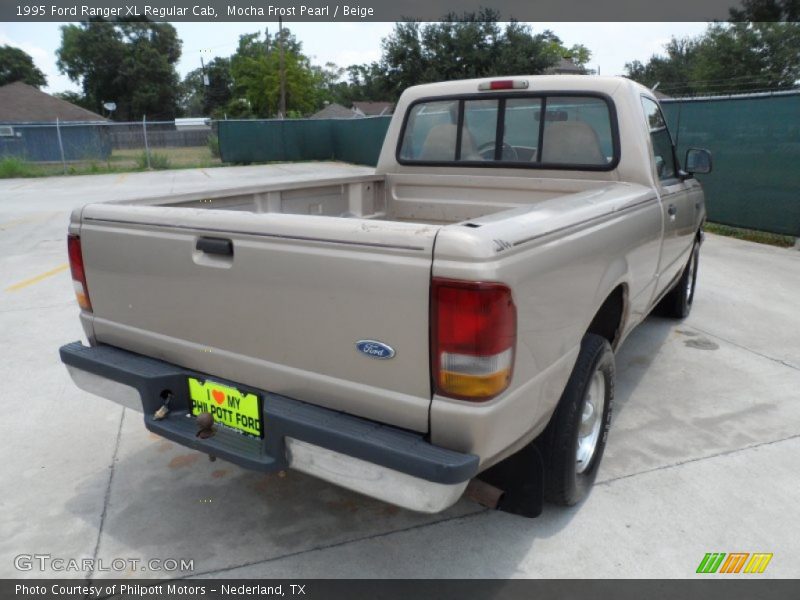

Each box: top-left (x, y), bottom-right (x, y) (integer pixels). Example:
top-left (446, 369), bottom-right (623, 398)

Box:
top-left (431, 278), bottom-right (516, 401)
top-left (478, 79), bottom-right (529, 91)
top-left (68, 234), bottom-right (92, 312)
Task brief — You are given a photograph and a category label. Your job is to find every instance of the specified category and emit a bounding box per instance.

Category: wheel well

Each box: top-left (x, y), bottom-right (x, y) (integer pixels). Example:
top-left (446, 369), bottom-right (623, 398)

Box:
top-left (587, 285), bottom-right (626, 350)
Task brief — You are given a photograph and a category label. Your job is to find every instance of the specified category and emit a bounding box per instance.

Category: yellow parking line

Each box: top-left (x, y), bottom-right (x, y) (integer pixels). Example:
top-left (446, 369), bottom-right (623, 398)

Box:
top-left (0, 217), bottom-right (32, 230)
top-left (0, 211), bottom-right (61, 231)
top-left (5, 263), bottom-right (69, 292)
top-left (9, 181), bottom-right (34, 190)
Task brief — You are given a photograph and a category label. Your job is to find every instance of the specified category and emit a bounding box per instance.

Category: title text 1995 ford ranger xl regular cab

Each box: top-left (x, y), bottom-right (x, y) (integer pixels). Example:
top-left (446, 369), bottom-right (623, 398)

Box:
top-left (60, 76), bottom-right (712, 515)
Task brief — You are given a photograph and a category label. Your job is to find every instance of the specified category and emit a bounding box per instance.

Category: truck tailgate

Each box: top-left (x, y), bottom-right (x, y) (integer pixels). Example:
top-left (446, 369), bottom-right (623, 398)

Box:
top-left (79, 204), bottom-right (440, 432)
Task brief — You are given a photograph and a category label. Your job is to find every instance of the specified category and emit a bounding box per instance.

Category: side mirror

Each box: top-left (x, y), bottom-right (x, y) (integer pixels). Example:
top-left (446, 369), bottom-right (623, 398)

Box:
top-left (685, 148), bottom-right (712, 175)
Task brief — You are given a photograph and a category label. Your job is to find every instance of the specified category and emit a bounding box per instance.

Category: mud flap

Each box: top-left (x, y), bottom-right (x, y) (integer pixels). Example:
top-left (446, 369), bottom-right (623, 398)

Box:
top-left (478, 443), bottom-right (544, 518)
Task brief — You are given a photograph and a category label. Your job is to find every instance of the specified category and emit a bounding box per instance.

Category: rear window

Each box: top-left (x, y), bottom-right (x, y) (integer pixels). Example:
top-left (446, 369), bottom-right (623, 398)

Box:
top-left (398, 94), bottom-right (618, 170)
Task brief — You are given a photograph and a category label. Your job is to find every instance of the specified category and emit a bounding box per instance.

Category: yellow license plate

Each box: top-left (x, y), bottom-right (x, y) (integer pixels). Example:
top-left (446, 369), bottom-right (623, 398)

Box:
top-left (188, 377), bottom-right (262, 438)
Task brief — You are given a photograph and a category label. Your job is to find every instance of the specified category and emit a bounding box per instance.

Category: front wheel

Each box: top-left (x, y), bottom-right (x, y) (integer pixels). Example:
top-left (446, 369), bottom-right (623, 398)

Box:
top-left (541, 333), bottom-right (614, 506)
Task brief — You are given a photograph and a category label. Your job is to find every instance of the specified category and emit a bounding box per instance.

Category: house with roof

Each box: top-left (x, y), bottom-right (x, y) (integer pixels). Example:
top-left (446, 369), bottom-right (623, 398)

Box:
top-left (310, 101), bottom-right (395, 120)
top-left (0, 82), bottom-right (110, 162)
top-left (309, 102), bottom-right (359, 120)
top-left (545, 57), bottom-right (596, 76)
top-left (0, 82), bottom-right (106, 123)
top-left (351, 101), bottom-right (394, 117)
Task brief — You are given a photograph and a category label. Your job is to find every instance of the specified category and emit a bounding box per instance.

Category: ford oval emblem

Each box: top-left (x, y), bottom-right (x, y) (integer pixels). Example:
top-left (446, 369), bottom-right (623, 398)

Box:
top-left (356, 340), bottom-right (395, 360)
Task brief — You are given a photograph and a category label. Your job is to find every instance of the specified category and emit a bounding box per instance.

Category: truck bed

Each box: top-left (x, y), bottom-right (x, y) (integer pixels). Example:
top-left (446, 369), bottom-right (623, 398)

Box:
top-left (75, 162), bottom-right (631, 434)
top-left (108, 162), bottom-right (596, 226)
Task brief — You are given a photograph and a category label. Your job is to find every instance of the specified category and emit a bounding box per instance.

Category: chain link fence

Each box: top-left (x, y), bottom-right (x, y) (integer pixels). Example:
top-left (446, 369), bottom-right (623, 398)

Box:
top-left (0, 118), bottom-right (219, 175)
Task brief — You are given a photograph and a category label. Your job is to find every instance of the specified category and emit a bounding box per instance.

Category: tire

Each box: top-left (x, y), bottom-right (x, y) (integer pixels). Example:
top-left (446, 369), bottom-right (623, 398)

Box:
top-left (658, 241), bottom-right (700, 319)
top-left (541, 333), bottom-right (614, 506)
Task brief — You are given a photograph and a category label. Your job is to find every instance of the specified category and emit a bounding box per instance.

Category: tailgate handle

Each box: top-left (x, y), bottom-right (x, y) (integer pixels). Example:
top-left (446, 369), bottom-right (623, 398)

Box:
top-left (196, 237), bottom-right (233, 256)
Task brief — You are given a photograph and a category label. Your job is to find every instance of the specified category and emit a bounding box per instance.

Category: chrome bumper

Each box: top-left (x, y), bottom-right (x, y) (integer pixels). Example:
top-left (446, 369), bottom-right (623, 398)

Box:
top-left (286, 438), bottom-right (469, 513)
top-left (66, 365), bottom-right (142, 412)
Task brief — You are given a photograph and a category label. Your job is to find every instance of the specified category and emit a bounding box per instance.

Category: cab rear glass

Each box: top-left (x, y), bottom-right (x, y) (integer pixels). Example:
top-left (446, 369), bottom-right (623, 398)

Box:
top-left (397, 93), bottom-right (620, 171)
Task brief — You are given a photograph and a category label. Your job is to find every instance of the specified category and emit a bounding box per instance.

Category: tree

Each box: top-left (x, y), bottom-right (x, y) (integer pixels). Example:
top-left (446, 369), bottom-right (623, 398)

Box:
top-left (179, 68), bottom-right (205, 117)
top-left (329, 63), bottom-right (390, 105)
top-left (57, 18), bottom-right (182, 120)
top-left (0, 45), bottom-right (47, 88)
top-left (180, 57), bottom-right (233, 117)
top-left (53, 91), bottom-right (96, 112)
top-left (624, 37), bottom-right (699, 95)
top-left (692, 23), bottom-right (800, 92)
top-left (338, 12), bottom-right (591, 102)
top-left (565, 44), bottom-right (592, 67)
top-left (729, 0), bottom-right (799, 21)
top-left (312, 62), bottom-right (346, 105)
top-left (625, 16), bottom-right (800, 96)
top-left (228, 28), bottom-right (327, 118)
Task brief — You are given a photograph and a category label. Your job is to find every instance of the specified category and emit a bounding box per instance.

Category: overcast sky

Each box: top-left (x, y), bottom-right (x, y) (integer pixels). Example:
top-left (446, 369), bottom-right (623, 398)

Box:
top-left (0, 22), bottom-right (710, 94)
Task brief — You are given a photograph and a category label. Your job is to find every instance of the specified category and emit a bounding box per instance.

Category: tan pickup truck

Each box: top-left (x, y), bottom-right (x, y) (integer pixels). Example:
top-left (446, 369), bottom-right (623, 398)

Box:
top-left (60, 76), bottom-right (711, 515)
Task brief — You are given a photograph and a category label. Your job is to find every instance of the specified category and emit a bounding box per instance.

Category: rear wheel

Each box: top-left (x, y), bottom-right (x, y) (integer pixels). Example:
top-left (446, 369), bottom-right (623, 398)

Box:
top-left (659, 241), bottom-right (700, 319)
top-left (541, 333), bottom-right (614, 506)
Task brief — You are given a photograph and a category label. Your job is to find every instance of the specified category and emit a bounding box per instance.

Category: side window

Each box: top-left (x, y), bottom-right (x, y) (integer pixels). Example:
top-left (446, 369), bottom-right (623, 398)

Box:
top-left (641, 97), bottom-right (677, 181)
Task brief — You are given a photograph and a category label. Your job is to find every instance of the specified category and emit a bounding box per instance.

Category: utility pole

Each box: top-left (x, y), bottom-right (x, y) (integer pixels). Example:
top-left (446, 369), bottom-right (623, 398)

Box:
top-left (200, 54), bottom-right (210, 87)
top-left (278, 16), bottom-right (286, 119)
top-left (200, 51), bottom-right (209, 116)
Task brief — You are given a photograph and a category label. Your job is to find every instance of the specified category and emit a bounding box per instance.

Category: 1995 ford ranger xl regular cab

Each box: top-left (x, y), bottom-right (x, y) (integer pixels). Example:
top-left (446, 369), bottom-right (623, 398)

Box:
top-left (60, 76), bottom-right (712, 515)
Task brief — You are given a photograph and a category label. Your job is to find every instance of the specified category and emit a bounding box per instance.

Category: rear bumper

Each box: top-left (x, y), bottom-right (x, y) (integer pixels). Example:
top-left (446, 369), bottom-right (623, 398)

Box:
top-left (59, 341), bottom-right (478, 513)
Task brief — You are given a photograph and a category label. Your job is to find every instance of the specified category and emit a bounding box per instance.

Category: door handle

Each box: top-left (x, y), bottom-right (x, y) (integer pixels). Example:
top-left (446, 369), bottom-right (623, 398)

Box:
top-left (667, 204), bottom-right (677, 218)
top-left (196, 237), bottom-right (233, 256)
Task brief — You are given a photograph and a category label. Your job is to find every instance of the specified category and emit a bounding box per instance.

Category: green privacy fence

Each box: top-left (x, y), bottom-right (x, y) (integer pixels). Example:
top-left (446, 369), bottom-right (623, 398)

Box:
top-left (218, 116), bottom-right (391, 166)
top-left (331, 118), bottom-right (392, 165)
top-left (662, 92), bottom-right (800, 237)
top-left (218, 93), bottom-right (800, 236)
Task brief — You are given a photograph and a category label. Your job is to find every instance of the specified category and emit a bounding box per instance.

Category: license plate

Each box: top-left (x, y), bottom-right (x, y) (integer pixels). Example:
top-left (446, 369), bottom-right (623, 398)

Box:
top-left (188, 377), bottom-right (262, 438)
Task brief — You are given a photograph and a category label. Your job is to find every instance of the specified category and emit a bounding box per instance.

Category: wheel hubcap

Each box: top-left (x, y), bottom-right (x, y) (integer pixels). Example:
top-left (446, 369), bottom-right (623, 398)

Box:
top-left (576, 370), bottom-right (606, 474)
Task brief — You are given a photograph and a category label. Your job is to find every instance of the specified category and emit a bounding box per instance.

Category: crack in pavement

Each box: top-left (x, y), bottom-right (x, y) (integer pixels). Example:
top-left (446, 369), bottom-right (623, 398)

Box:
top-left (596, 432), bottom-right (800, 486)
top-left (88, 407), bottom-right (126, 582)
top-left (185, 508), bottom-right (490, 579)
